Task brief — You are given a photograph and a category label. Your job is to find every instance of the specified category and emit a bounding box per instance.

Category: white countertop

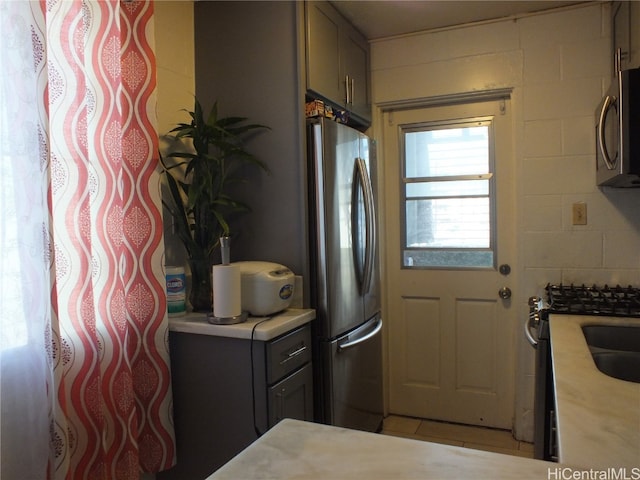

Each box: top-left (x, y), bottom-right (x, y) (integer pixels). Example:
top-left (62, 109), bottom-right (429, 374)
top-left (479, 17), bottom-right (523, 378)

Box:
top-left (206, 419), bottom-right (555, 479)
top-left (550, 314), bottom-right (640, 469)
top-left (168, 308), bottom-right (315, 341)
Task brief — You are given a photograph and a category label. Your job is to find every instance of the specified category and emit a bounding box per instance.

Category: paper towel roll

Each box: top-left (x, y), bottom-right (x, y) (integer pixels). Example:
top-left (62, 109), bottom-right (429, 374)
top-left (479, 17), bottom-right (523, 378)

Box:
top-left (212, 264), bottom-right (241, 318)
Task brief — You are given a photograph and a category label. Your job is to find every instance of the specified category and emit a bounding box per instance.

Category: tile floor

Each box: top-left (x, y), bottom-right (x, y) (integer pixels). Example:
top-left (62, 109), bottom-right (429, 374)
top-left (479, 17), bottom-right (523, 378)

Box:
top-left (381, 415), bottom-right (534, 459)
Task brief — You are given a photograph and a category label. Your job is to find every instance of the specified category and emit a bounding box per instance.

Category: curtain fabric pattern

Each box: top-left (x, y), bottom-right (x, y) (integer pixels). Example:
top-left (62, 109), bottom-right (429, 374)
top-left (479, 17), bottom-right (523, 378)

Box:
top-left (0, 1), bottom-right (175, 478)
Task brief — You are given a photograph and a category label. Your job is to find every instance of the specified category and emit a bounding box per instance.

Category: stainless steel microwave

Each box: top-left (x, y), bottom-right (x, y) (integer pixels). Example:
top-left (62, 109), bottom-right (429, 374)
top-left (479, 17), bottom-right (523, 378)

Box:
top-left (595, 67), bottom-right (640, 187)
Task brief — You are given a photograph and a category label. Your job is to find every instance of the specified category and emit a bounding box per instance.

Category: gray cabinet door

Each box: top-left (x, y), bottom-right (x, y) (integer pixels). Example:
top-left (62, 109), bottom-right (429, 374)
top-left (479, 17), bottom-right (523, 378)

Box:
top-left (612, 1), bottom-right (640, 71)
top-left (268, 363), bottom-right (314, 427)
top-left (306, 1), bottom-right (342, 103)
top-left (340, 24), bottom-right (370, 120)
top-left (613, 2), bottom-right (631, 71)
top-left (630, 2), bottom-right (640, 69)
top-left (305, 1), bottom-right (371, 123)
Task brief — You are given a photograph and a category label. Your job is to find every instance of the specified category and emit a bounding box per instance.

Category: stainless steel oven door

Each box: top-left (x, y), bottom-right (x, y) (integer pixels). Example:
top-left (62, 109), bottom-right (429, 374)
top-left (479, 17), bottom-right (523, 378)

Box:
top-left (526, 297), bottom-right (557, 461)
top-left (532, 322), bottom-right (557, 461)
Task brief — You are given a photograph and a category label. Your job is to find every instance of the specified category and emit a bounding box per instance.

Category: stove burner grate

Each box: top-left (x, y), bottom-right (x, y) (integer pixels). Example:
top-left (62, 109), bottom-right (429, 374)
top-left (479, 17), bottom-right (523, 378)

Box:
top-left (546, 283), bottom-right (640, 317)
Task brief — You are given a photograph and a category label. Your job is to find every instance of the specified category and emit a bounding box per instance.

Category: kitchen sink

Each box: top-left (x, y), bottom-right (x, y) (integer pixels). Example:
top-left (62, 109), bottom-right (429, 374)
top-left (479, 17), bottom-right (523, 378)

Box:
top-left (582, 325), bottom-right (640, 352)
top-left (591, 352), bottom-right (640, 383)
top-left (582, 325), bottom-right (640, 383)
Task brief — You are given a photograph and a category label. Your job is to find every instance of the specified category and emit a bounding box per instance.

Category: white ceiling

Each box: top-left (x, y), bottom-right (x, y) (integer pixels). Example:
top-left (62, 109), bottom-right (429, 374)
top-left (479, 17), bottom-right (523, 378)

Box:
top-left (330, 1), bottom-right (591, 40)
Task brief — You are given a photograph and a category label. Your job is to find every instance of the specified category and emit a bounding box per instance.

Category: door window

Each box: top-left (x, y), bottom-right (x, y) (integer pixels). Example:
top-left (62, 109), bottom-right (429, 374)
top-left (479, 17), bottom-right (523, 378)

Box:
top-left (401, 118), bottom-right (495, 269)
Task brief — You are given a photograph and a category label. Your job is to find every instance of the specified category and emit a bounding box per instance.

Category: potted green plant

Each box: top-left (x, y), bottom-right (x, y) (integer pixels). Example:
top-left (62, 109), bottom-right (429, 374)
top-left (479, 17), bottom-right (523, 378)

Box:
top-left (161, 98), bottom-right (269, 312)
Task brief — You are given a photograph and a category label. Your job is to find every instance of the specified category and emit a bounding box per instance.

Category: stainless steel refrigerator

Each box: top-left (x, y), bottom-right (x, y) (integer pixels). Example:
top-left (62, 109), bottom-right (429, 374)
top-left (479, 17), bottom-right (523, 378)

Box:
top-left (307, 117), bottom-right (384, 433)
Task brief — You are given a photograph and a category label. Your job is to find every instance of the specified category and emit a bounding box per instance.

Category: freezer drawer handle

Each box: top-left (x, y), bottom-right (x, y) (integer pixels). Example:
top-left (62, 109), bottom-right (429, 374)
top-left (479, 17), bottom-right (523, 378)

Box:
top-left (338, 319), bottom-right (383, 352)
top-left (279, 344), bottom-right (307, 365)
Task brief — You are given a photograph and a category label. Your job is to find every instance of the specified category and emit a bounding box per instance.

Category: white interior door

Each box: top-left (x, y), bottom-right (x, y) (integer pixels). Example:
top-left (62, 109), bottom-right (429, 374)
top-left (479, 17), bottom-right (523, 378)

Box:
top-left (383, 99), bottom-right (516, 429)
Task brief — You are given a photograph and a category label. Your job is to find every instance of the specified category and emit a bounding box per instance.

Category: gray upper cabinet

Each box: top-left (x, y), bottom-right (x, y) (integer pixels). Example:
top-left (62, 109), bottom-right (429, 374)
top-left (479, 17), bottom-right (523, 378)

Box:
top-left (341, 27), bottom-right (369, 120)
top-left (613, 1), bottom-right (640, 71)
top-left (305, 1), bottom-right (371, 124)
top-left (631, 2), bottom-right (640, 69)
top-left (306, 2), bottom-right (341, 103)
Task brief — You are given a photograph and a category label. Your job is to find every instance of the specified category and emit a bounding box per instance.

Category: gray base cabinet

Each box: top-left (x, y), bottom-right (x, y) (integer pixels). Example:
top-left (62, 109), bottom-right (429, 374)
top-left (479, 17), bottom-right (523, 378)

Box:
top-left (268, 363), bottom-right (313, 426)
top-left (158, 325), bottom-right (313, 480)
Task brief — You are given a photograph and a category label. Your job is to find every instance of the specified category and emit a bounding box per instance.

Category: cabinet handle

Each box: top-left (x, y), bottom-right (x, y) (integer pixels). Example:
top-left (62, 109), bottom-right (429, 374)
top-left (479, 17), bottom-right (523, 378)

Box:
top-left (345, 75), bottom-right (350, 104)
top-left (279, 345), bottom-right (307, 365)
top-left (276, 388), bottom-right (285, 421)
top-left (350, 77), bottom-right (355, 105)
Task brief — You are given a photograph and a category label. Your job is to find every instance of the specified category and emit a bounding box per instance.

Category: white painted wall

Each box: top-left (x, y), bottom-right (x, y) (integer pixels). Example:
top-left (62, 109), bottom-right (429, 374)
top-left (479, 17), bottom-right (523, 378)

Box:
top-left (155, 1), bottom-right (195, 276)
top-left (370, 3), bottom-right (640, 442)
top-left (148, 6), bottom-right (195, 479)
top-left (155, 1), bottom-right (195, 137)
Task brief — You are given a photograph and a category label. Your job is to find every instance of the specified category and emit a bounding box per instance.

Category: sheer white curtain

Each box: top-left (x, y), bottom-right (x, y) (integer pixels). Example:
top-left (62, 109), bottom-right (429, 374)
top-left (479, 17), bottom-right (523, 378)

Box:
top-left (1, 2), bottom-right (176, 477)
top-left (0, 1), bottom-right (52, 478)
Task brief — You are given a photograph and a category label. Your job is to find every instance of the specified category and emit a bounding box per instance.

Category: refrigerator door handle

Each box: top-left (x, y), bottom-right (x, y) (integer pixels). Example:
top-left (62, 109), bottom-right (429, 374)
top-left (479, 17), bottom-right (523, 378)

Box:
top-left (337, 318), bottom-right (383, 352)
top-left (353, 158), bottom-right (376, 295)
top-left (358, 157), bottom-right (376, 295)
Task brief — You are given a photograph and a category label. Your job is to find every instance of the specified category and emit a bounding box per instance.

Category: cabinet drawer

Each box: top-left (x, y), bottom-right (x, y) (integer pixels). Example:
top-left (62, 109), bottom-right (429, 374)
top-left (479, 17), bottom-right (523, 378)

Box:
top-left (266, 325), bottom-right (311, 383)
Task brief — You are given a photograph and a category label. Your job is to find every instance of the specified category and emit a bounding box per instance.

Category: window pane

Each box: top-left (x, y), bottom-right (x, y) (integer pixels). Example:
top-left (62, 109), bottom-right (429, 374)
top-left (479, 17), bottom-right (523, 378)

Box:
top-left (406, 197), bottom-right (490, 248)
top-left (404, 249), bottom-right (494, 268)
top-left (405, 125), bottom-right (489, 178)
top-left (406, 179), bottom-right (489, 198)
top-left (402, 119), bottom-right (495, 269)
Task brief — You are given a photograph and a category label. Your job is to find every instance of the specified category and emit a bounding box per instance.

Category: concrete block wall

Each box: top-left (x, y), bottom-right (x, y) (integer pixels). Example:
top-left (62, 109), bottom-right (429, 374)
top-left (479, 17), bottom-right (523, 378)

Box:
top-left (371, 3), bottom-right (640, 441)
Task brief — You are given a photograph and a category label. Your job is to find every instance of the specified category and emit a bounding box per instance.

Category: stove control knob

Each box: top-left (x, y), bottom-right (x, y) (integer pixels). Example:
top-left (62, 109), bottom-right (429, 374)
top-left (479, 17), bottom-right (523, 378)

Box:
top-left (499, 287), bottom-right (512, 299)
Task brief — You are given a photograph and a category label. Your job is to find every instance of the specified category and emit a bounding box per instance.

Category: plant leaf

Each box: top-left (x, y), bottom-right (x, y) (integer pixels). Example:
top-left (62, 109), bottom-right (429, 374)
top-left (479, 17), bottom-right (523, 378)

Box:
top-left (160, 98), bottom-right (269, 260)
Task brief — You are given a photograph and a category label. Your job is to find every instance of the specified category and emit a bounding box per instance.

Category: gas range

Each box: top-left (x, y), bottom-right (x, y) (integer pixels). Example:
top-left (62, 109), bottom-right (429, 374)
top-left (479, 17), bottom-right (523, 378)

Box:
top-left (545, 283), bottom-right (640, 317)
top-left (526, 283), bottom-right (640, 348)
top-left (527, 282), bottom-right (640, 462)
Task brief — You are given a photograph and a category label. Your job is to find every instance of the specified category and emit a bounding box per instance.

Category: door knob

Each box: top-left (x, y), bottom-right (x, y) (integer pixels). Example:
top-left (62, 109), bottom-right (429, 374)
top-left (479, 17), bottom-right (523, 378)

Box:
top-left (499, 264), bottom-right (511, 275)
top-left (499, 287), bottom-right (512, 299)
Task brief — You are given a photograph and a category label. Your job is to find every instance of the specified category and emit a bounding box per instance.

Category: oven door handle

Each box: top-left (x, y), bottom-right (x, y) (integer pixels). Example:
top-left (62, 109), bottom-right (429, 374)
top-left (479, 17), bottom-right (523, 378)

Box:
top-left (525, 313), bottom-right (539, 348)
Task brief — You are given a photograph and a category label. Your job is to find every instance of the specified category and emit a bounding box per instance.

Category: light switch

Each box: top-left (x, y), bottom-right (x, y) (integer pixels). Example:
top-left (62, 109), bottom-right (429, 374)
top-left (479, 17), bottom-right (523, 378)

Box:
top-left (572, 203), bottom-right (587, 225)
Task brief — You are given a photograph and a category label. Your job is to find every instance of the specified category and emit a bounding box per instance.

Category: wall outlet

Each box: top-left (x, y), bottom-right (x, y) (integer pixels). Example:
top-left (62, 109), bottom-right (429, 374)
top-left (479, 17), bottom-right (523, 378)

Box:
top-left (572, 202), bottom-right (587, 225)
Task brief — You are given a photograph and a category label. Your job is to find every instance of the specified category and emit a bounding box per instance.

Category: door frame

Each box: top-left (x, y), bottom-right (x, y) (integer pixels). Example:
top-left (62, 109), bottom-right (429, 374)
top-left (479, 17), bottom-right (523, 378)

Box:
top-left (373, 87), bottom-right (520, 427)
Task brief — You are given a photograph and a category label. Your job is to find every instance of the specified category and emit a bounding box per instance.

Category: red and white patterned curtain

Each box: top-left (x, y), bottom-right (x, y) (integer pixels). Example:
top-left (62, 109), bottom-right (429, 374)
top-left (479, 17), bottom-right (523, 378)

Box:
top-left (0, 1), bottom-right (175, 478)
